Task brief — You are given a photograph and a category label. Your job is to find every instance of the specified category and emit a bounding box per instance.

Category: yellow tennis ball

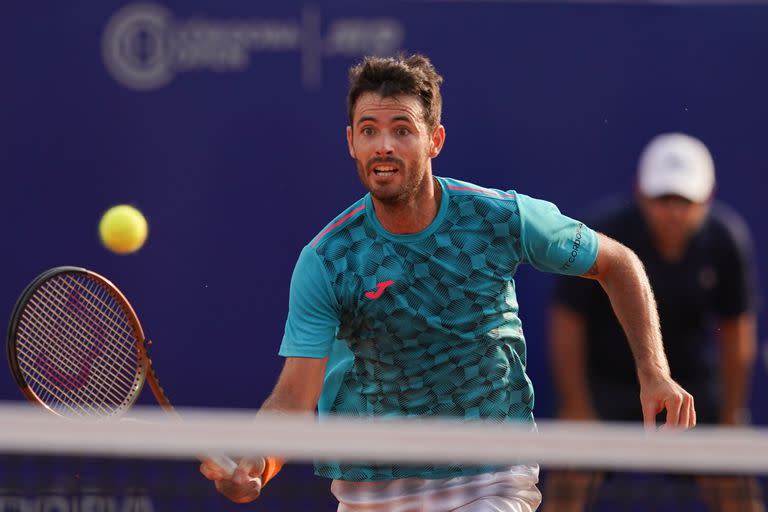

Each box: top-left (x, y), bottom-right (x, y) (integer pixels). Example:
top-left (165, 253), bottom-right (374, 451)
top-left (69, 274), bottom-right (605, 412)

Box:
top-left (98, 205), bottom-right (148, 254)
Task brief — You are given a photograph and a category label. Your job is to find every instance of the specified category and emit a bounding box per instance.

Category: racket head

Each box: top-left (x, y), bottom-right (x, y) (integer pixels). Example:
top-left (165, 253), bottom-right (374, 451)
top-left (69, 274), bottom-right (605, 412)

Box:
top-left (7, 266), bottom-right (150, 419)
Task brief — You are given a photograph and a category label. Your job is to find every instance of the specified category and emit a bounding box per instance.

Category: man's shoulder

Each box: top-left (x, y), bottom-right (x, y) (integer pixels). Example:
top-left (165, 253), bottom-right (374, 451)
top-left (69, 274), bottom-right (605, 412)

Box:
top-left (307, 196), bottom-right (369, 251)
top-left (704, 201), bottom-right (754, 251)
top-left (708, 201), bottom-right (749, 229)
top-left (440, 176), bottom-right (517, 202)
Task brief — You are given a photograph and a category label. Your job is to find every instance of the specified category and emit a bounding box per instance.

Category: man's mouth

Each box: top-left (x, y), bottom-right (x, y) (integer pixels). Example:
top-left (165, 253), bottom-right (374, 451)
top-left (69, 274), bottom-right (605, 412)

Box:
top-left (372, 165), bottom-right (399, 176)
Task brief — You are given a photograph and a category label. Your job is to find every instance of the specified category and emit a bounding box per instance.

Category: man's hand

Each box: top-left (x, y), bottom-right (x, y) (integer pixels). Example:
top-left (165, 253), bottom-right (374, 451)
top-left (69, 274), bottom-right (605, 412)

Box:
top-left (638, 375), bottom-right (696, 430)
top-left (198, 358), bottom-right (325, 503)
top-left (200, 456), bottom-right (266, 504)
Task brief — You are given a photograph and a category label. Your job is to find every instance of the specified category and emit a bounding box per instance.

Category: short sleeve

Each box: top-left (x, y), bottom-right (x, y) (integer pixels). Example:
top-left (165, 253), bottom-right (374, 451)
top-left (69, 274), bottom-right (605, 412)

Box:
top-left (516, 193), bottom-right (599, 276)
top-left (713, 207), bottom-right (760, 317)
top-left (279, 246), bottom-right (340, 358)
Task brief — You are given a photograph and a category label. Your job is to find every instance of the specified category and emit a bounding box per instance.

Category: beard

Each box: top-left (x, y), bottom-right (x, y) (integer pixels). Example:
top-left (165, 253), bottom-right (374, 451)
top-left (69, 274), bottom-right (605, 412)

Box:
top-left (355, 155), bottom-right (430, 205)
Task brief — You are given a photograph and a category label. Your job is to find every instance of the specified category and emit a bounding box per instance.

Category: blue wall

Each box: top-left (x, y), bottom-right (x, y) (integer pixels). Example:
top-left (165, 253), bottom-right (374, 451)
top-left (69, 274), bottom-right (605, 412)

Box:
top-left (3, 0), bottom-right (767, 451)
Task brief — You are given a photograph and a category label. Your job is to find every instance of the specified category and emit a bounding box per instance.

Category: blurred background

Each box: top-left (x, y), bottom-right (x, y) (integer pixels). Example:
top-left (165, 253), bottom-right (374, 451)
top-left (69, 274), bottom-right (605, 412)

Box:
top-left (2, 1), bottom-right (766, 510)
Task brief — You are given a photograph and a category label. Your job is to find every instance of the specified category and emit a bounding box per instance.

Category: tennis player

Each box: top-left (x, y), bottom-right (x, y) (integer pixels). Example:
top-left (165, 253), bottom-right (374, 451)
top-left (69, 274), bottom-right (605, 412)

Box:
top-left (200, 54), bottom-right (695, 511)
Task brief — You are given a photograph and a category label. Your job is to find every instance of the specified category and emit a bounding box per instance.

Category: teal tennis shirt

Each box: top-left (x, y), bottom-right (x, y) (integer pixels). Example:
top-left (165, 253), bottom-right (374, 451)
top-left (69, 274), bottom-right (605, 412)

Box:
top-left (279, 176), bottom-right (599, 481)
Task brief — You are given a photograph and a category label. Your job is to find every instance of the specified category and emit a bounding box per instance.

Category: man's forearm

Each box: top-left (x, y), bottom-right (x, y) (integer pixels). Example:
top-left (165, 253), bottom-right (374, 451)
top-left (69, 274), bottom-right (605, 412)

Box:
top-left (588, 234), bottom-right (693, 428)
top-left (258, 356), bottom-right (328, 414)
top-left (596, 242), bottom-right (669, 380)
top-left (260, 388), bottom-right (315, 413)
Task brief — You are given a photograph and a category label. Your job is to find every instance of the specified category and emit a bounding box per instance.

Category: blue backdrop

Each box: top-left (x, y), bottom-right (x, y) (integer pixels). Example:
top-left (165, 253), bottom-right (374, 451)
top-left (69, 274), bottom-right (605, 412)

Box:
top-left (2, 0), bottom-right (767, 508)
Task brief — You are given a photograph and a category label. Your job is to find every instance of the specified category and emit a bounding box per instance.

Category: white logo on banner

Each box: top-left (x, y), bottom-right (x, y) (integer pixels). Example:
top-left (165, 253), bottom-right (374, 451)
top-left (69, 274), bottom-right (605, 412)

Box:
top-left (102, 3), bottom-right (405, 91)
top-left (102, 3), bottom-right (174, 91)
top-left (0, 492), bottom-right (155, 512)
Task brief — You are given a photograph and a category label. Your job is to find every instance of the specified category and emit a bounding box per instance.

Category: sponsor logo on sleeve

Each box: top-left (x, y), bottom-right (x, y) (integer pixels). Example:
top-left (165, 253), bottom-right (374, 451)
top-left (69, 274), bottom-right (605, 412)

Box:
top-left (560, 223), bottom-right (584, 272)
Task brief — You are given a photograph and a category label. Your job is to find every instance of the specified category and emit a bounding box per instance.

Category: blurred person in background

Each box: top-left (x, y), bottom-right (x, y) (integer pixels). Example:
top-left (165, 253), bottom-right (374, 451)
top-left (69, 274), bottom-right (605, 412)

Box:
top-left (201, 55), bottom-right (696, 511)
top-left (544, 132), bottom-right (763, 512)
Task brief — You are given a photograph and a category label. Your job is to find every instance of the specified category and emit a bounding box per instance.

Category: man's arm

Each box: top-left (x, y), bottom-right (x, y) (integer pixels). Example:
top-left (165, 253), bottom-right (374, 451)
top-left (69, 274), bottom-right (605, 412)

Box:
top-left (583, 233), bottom-right (695, 430)
top-left (718, 313), bottom-right (757, 425)
top-left (260, 356), bottom-right (329, 412)
top-left (200, 356), bottom-right (328, 503)
top-left (548, 304), bottom-right (597, 420)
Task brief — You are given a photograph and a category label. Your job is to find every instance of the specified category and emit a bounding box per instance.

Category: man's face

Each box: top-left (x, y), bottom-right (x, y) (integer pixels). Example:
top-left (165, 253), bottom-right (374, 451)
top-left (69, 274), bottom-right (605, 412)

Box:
top-left (639, 194), bottom-right (710, 244)
top-left (347, 93), bottom-right (444, 204)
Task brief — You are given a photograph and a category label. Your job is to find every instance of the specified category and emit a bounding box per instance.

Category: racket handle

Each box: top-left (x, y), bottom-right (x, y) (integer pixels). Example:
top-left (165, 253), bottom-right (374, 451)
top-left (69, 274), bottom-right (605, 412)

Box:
top-left (205, 455), bottom-right (263, 490)
top-left (207, 455), bottom-right (238, 474)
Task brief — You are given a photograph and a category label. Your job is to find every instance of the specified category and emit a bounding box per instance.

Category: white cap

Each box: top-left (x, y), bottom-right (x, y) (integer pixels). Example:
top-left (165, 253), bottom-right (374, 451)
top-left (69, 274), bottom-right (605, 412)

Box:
top-left (637, 133), bottom-right (715, 203)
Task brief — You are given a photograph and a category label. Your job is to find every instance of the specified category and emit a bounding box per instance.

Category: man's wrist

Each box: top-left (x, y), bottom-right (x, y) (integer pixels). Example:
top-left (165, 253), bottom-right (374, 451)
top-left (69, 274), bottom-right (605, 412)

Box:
top-left (636, 361), bottom-right (671, 382)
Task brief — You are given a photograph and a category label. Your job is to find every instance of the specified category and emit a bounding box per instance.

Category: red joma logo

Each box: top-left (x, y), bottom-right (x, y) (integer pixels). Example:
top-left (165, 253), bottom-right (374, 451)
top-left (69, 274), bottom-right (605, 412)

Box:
top-left (365, 280), bottom-right (395, 300)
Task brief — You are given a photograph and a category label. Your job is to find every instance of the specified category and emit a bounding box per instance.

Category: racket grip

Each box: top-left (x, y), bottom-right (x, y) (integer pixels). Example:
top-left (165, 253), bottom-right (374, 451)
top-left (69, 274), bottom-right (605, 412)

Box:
top-left (207, 455), bottom-right (238, 475)
top-left (205, 455), bottom-right (263, 490)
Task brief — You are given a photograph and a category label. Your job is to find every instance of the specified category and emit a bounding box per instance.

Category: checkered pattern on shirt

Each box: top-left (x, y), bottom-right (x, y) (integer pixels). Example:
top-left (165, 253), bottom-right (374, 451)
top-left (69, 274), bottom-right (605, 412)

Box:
top-left (313, 189), bottom-right (534, 481)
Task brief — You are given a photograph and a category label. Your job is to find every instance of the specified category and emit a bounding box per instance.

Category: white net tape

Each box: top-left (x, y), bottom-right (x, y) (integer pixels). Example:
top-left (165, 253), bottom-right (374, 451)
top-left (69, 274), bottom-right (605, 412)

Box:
top-left (1, 402), bottom-right (767, 474)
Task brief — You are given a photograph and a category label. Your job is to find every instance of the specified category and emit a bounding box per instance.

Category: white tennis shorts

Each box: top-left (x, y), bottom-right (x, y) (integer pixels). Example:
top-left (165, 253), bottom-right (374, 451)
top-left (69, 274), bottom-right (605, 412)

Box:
top-left (331, 464), bottom-right (542, 512)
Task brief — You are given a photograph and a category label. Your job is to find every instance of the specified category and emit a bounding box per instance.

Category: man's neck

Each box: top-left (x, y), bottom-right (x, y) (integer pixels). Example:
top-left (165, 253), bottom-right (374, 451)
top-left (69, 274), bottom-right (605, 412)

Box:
top-left (372, 176), bottom-right (442, 234)
top-left (650, 232), bottom-right (692, 263)
top-left (655, 240), bottom-right (686, 262)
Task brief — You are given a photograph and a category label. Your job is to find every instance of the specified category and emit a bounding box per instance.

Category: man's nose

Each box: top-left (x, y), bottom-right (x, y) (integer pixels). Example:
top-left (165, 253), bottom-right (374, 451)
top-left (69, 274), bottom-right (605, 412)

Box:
top-left (375, 134), bottom-right (395, 155)
top-left (665, 201), bottom-right (690, 219)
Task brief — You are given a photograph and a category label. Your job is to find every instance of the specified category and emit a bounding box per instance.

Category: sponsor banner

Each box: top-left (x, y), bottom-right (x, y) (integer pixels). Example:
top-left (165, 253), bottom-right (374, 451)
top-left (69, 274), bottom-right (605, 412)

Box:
top-left (102, 3), bottom-right (404, 90)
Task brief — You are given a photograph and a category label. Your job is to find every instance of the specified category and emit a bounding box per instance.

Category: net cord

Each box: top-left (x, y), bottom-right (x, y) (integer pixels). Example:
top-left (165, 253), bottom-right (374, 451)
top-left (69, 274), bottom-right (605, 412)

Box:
top-left (0, 404), bottom-right (766, 474)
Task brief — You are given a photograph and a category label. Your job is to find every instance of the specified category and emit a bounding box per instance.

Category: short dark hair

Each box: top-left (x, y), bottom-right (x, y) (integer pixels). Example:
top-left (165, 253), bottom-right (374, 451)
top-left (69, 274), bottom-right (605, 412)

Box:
top-left (347, 54), bottom-right (444, 131)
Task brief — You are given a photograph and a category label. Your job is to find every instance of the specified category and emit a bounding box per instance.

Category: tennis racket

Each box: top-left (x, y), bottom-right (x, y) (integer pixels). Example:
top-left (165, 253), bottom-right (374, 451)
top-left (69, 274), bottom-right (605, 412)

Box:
top-left (6, 266), bottom-right (262, 489)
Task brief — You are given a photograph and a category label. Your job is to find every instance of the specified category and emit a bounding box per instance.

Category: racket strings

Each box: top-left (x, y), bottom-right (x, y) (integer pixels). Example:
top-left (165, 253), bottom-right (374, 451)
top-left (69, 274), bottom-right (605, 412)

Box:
top-left (15, 274), bottom-right (144, 416)
top-left (44, 275), bottom-right (141, 396)
top-left (51, 276), bottom-right (137, 349)
top-left (14, 350), bottom-right (95, 417)
top-left (18, 301), bottom-right (123, 404)
top-left (23, 294), bottom-right (136, 390)
top-left (17, 301), bottom-right (134, 416)
top-left (16, 316), bottom-right (133, 417)
top-left (15, 331), bottom-right (115, 418)
top-left (19, 282), bottom-right (138, 409)
top-left (42, 279), bottom-right (140, 383)
top-left (13, 334), bottom-right (90, 417)
top-left (23, 288), bottom-right (138, 396)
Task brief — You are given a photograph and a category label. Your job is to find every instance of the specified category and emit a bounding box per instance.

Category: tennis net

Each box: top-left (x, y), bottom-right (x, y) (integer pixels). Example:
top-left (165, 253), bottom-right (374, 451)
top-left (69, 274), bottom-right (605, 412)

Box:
top-left (0, 403), bottom-right (765, 511)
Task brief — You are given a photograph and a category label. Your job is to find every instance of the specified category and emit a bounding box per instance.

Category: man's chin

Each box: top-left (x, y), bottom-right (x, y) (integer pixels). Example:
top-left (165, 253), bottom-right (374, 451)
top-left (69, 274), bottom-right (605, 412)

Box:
top-left (362, 178), bottom-right (400, 199)
top-left (369, 187), bottom-right (405, 204)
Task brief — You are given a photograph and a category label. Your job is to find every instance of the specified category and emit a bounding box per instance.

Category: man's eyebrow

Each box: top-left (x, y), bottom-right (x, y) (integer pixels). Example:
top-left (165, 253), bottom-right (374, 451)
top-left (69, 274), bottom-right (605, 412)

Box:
top-left (356, 114), bottom-right (417, 126)
top-left (356, 115), bottom-right (377, 126)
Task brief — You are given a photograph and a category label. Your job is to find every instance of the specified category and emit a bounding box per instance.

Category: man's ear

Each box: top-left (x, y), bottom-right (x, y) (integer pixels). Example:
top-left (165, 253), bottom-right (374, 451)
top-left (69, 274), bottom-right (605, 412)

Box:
top-left (346, 126), bottom-right (355, 158)
top-left (429, 125), bottom-right (446, 158)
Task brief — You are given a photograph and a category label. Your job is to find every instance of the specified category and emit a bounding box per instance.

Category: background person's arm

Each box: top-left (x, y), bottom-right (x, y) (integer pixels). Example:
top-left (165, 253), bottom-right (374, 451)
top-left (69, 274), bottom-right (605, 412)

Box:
top-left (717, 313), bottom-right (757, 425)
top-left (549, 304), bottom-right (597, 421)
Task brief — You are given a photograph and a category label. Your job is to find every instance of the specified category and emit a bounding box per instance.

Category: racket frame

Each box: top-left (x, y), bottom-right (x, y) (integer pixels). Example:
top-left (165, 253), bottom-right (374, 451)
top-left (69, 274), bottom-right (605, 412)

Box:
top-left (7, 266), bottom-right (252, 485)
top-left (7, 266), bottom-right (151, 416)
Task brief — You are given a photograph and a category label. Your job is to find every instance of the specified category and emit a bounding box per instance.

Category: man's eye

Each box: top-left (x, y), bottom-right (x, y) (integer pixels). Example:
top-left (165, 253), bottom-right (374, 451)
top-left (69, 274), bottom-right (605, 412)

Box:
top-left (396, 127), bottom-right (410, 136)
top-left (361, 127), bottom-right (375, 136)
